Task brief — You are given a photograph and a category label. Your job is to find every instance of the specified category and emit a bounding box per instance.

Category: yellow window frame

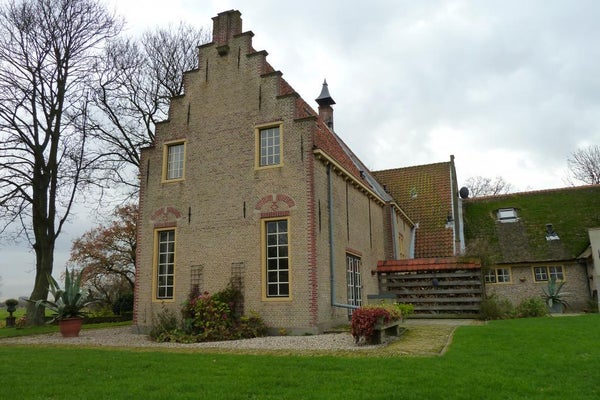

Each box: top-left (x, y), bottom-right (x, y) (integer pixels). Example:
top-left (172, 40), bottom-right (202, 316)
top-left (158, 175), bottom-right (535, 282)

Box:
top-left (161, 140), bottom-right (186, 182)
top-left (255, 122), bottom-right (283, 170)
top-left (261, 217), bottom-right (292, 301)
top-left (152, 227), bottom-right (177, 302)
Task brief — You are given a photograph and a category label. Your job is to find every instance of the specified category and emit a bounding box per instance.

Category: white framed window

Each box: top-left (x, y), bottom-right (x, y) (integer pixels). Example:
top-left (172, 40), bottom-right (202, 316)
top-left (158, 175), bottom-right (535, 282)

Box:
top-left (256, 125), bottom-right (282, 168)
top-left (264, 219), bottom-right (289, 298)
top-left (346, 253), bottom-right (362, 314)
top-left (484, 268), bottom-right (512, 284)
top-left (155, 229), bottom-right (175, 299)
top-left (497, 208), bottom-right (518, 223)
top-left (163, 142), bottom-right (185, 181)
top-left (533, 266), bottom-right (564, 282)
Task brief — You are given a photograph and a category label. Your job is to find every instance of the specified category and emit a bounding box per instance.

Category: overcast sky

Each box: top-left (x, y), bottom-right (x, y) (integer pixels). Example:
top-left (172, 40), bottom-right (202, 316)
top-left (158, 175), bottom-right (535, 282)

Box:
top-left (2, 0), bottom-right (599, 300)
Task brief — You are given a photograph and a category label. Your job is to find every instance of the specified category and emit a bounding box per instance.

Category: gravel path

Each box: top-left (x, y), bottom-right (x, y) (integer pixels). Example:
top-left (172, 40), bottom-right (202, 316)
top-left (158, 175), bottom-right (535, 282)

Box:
top-left (1, 326), bottom-right (378, 351)
top-left (1, 319), bottom-right (479, 352)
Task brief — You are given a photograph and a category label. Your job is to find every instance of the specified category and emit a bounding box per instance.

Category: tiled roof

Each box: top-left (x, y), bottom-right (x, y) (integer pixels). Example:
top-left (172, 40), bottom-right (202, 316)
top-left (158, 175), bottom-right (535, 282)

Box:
top-left (463, 185), bottom-right (600, 263)
top-left (313, 124), bottom-right (393, 202)
top-left (376, 257), bottom-right (480, 273)
top-left (373, 161), bottom-right (456, 258)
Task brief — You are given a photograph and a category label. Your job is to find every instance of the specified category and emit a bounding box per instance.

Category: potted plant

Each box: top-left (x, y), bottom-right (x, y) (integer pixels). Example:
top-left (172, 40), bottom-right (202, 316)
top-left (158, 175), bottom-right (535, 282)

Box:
top-left (5, 298), bottom-right (19, 328)
top-left (32, 268), bottom-right (94, 337)
top-left (542, 277), bottom-right (569, 314)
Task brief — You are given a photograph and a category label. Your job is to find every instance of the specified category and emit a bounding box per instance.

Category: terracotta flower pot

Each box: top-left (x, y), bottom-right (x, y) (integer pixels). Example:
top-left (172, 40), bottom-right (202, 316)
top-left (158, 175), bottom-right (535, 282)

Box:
top-left (59, 317), bottom-right (84, 337)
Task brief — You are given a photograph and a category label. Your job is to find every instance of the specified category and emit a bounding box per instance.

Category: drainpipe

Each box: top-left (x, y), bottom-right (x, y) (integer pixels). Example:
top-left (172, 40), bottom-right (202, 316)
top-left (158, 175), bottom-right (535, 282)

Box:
top-left (457, 197), bottom-right (466, 253)
top-left (449, 166), bottom-right (457, 255)
top-left (328, 164), bottom-right (359, 310)
top-left (409, 224), bottom-right (417, 259)
top-left (390, 206), bottom-right (399, 259)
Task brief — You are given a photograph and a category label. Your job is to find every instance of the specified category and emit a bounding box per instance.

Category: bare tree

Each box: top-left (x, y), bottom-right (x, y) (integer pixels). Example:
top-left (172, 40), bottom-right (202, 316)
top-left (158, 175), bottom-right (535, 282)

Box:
top-left (567, 145), bottom-right (600, 185)
top-left (464, 176), bottom-right (513, 197)
top-left (89, 23), bottom-right (210, 194)
top-left (0, 0), bottom-right (121, 325)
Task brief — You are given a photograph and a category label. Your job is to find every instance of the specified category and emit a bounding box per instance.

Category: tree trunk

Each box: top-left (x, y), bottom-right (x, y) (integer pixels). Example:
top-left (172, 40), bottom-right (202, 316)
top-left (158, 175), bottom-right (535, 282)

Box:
top-left (26, 169), bottom-right (56, 326)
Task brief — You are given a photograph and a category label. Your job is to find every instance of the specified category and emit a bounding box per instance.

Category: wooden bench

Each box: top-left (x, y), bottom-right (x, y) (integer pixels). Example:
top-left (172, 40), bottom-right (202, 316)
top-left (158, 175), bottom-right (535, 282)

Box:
top-left (369, 319), bottom-right (404, 345)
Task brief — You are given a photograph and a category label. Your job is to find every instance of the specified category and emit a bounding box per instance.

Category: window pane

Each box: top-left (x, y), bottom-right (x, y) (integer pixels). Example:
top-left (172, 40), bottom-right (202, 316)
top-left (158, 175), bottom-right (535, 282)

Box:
top-left (534, 267), bottom-right (548, 282)
top-left (279, 271), bottom-right (289, 283)
top-left (484, 270), bottom-right (496, 283)
top-left (267, 246), bottom-right (277, 258)
top-left (549, 266), bottom-right (564, 281)
top-left (278, 246), bottom-right (288, 258)
top-left (268, 284), bottom-right (278, 296)
top-left (279, 284), bottom-right (289, 296)
top-left (267, 259), bottom-right (278, 271)
top-left (278, 258), bottom-right (288, 269)
top-left (497, 269), bottom-right (510, 283)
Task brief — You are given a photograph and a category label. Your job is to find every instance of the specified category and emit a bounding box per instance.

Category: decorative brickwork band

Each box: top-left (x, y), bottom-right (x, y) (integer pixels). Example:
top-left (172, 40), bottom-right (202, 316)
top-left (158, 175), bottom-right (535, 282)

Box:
top-left (151, 206), bottom-right (183, 227)
top-left (260, 211), bottom-right (290, 219)
top-left (255, 193), bottom-right (296, 215)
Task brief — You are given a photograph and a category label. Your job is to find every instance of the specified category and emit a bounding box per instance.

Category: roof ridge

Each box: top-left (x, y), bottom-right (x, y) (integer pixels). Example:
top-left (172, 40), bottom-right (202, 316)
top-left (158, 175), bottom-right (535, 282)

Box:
top-left (373, 160), bottom-right (451, 174)
top-left (465, 184), bottom-right (600, 201)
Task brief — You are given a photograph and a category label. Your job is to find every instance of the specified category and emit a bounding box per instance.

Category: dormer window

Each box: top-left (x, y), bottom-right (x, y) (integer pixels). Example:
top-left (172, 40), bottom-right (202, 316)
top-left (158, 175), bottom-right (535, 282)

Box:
top-left (497, 208), bottom-right (518, 223)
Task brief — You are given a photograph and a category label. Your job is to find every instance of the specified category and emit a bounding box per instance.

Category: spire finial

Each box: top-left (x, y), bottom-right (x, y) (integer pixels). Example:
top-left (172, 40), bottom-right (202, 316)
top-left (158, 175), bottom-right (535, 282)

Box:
top-left (316, 79), bottom-right (335, 106)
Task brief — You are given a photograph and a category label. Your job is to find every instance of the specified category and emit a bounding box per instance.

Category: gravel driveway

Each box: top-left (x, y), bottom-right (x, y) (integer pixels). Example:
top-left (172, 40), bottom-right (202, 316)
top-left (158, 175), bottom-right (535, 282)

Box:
top-left (1, 319), bottom-right (480, 354)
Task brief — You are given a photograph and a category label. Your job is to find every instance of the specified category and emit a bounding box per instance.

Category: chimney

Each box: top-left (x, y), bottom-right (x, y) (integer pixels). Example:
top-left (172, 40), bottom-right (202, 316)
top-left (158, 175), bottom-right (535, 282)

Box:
top-left (212, 10), bottom-right (242, 54)
top-left (316, 79), bottom-right (336, 130)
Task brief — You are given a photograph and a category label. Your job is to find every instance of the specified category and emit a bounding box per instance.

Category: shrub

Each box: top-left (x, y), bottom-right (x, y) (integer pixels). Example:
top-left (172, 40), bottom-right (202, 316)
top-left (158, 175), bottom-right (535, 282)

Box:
top-left (154, 284), bottom-right (267, 343)
top-left (186, 291), bottom-right (233, 341)
top-left (516, 297), bottom-right (548, 318)
top-left (479, 295), bottom-right (515, 320)
top-left (15, 316), bottom-right (28, 328)
top-left (149, 305), bottom-right (179, 341)
top-left (395, 303), bottom-right (415, 319)
top-left (236, 312), bottom-right (268, 339)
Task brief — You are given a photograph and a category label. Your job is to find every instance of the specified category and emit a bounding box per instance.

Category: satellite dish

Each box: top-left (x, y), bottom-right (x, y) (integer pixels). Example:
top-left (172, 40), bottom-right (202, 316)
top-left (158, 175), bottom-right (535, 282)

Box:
top-left (459, 186), bottom-right (470, 199)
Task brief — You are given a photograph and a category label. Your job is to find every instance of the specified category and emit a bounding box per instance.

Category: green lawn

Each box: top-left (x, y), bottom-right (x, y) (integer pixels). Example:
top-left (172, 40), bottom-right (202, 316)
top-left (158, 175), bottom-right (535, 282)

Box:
top-left (1, 315), bottom-right (598, 399)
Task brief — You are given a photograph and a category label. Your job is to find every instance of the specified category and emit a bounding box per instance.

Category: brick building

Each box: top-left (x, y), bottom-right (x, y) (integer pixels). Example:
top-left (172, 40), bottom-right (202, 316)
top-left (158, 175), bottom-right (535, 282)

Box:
top-left (134, 10), bottom-right (413, 334)
top-left (463, 185), bottom-right (600, 311)
top-left (134, 10), bottom-right (598, 330)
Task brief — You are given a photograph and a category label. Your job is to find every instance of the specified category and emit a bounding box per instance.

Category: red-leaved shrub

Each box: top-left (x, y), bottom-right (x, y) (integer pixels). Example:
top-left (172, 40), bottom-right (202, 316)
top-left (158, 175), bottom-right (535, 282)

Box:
top-left (350, 306), bottom-right (402, 343)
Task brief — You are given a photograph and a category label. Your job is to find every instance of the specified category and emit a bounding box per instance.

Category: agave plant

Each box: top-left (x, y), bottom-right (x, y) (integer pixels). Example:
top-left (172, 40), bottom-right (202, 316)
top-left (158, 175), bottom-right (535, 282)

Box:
top-left (32, 268), bottom-right (95, 322)
top-left (542, 277), bottom-right (570, 311)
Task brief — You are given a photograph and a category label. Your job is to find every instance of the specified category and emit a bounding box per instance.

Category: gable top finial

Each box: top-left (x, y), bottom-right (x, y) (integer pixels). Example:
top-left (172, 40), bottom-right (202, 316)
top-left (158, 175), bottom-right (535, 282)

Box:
top-left (316, 79), bottom-right (336, 106)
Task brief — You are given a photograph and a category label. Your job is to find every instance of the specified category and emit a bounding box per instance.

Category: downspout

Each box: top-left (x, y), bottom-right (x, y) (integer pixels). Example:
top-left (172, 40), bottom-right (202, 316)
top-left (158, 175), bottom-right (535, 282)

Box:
top-left (449, 164), bottom-right (457, 255)
top-left (409, 224), bottom-right (417, 259)
top-left (457, 197), bottom-right (466, 253)
top-left (328, 164), bottom-right (359, 310)
top-left (390, 206), bottom-right (399, 259)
